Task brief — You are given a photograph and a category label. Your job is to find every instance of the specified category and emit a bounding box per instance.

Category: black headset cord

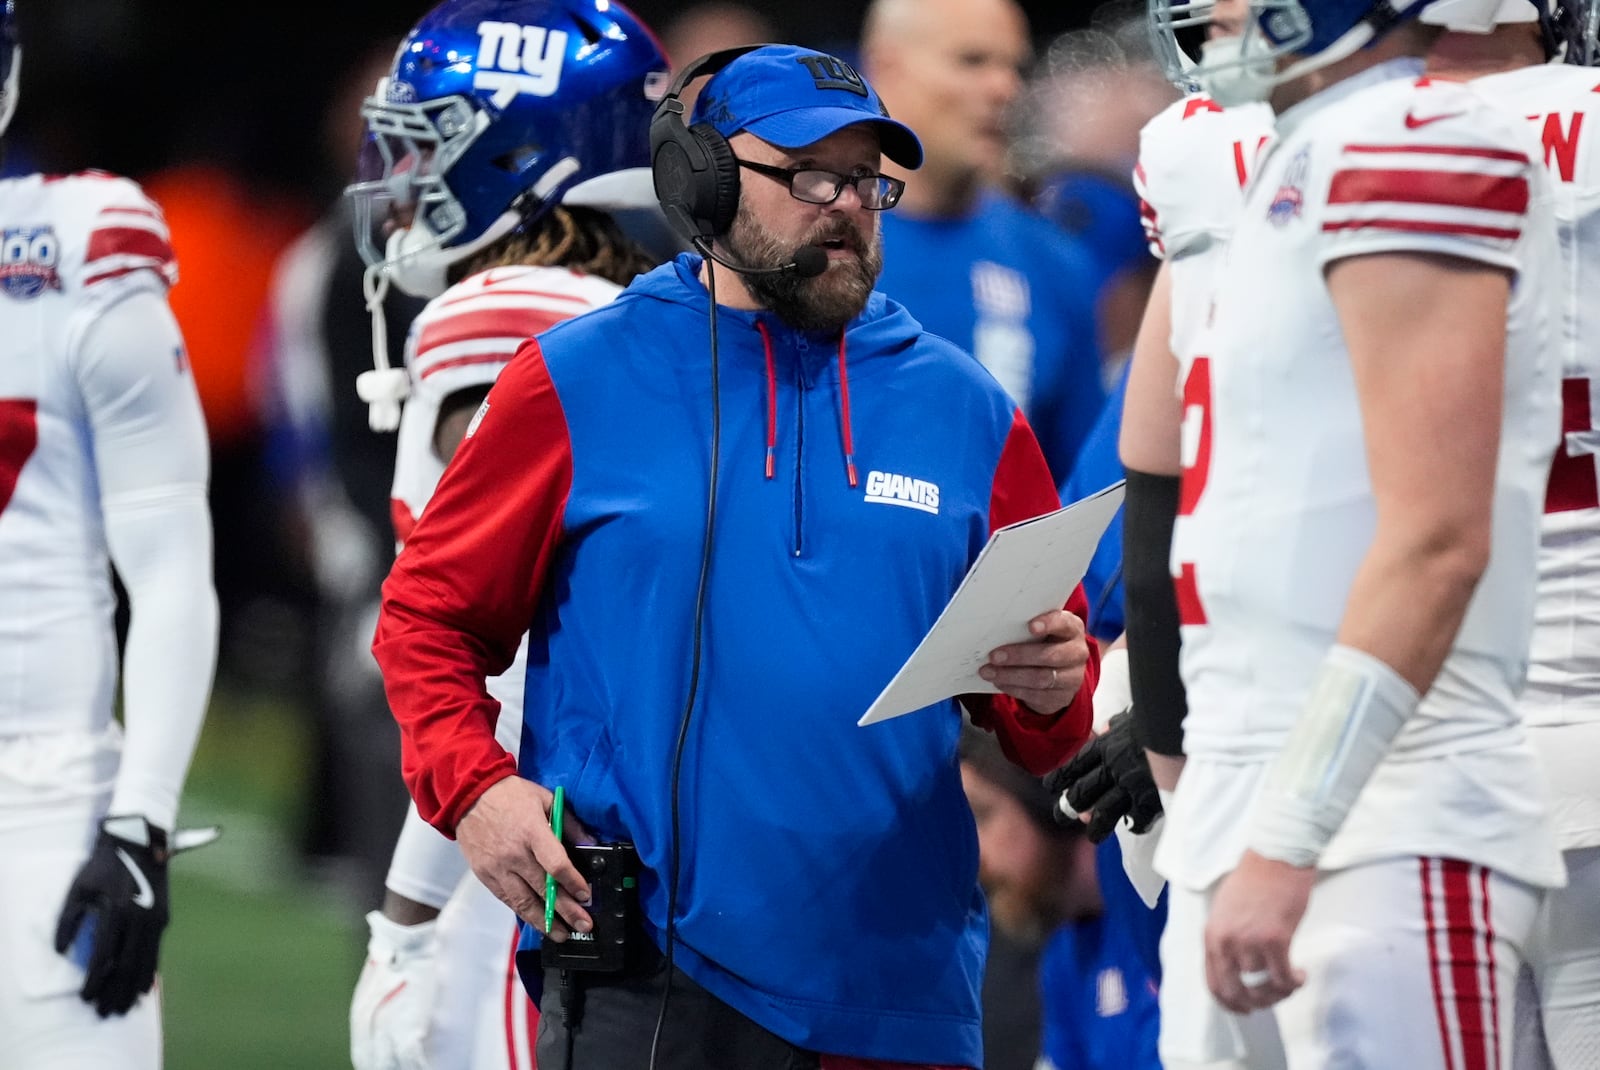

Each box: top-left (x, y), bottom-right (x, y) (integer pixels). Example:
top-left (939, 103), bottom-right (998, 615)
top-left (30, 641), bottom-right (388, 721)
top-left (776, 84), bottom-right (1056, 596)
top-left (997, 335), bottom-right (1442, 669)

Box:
top-left (647, 261), bottom-right (723, 1070)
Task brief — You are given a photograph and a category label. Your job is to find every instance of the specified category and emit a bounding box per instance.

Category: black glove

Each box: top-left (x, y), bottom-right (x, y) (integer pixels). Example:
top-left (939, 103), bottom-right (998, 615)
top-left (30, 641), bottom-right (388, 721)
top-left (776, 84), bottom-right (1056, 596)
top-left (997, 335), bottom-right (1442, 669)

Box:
top-left (1043, 711), bottom-right (1163, 844)
top-left (53, 815), bottom-right (170, 1018)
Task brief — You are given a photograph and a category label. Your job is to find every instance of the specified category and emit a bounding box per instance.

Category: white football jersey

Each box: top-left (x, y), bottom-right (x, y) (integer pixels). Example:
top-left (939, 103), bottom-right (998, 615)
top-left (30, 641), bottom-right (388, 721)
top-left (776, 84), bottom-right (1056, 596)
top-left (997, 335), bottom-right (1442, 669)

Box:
top-left (1475, 63), bottom-right (1600, 851)
top-left (0, 172), bottom-right (184, 735)
top-left (1471, 65), bottom-right (1600, 727)
top-left (1165, 63), bottom-right (1564, 888)
top-left (1134, 94), bottom-right (1275, 365)
top-left (390, 264), bottom-right (620, 716)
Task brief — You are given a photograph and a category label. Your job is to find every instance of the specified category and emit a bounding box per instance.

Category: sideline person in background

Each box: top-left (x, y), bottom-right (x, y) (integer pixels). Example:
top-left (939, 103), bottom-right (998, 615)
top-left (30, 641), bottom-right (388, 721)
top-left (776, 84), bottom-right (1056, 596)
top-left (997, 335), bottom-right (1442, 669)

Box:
top-left (961, 723), bottom-right (1160, 1070)
top-left (861, 0), bottom-right (1107, 483)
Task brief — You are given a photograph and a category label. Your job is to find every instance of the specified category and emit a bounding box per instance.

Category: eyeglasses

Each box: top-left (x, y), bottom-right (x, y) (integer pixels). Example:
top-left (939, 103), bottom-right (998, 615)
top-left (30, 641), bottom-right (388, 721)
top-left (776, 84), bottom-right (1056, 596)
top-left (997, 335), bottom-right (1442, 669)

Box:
top-left (735, 159), bottom-right (905, 210)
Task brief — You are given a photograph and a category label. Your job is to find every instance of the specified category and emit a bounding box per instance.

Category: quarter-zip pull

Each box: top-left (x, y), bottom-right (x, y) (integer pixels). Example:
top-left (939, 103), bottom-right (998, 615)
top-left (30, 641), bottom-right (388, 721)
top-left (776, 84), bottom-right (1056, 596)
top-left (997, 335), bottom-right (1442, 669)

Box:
top-left (756, 320), bottom-right (778, 480)
top-left (837, 331), bottom-right (858, 489)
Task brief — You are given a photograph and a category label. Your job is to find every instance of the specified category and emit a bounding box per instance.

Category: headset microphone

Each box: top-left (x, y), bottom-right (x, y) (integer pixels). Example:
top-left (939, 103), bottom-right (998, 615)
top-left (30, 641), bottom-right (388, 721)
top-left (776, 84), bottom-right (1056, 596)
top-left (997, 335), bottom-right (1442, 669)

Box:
top-left (693, 238), bottom-right (829, 280)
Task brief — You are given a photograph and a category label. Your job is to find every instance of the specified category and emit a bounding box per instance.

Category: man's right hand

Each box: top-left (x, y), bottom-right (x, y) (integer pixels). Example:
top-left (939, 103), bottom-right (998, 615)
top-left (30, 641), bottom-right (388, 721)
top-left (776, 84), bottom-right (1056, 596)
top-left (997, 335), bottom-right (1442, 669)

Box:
top-left (454, 777), bottom-right (594, 939)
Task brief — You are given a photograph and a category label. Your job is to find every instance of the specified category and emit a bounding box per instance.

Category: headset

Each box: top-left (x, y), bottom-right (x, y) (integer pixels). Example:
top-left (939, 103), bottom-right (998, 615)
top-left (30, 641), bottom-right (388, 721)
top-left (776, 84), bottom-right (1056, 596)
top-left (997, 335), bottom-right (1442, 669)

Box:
top-left (649, 45), bottom-right (764, 248)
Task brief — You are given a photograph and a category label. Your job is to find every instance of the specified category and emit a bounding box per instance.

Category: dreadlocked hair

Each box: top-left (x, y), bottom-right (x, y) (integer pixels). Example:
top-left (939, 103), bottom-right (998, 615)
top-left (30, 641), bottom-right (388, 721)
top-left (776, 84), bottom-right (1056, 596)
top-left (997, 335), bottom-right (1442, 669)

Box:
top-left (454, 205), bottom-right (656, 288)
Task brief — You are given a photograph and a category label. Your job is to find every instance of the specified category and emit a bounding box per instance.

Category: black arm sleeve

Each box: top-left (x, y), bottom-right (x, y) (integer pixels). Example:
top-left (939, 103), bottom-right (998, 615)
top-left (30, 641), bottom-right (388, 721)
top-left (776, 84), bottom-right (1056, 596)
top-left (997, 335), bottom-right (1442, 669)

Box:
top-left (1122, 466), bottom-right (1188, 756)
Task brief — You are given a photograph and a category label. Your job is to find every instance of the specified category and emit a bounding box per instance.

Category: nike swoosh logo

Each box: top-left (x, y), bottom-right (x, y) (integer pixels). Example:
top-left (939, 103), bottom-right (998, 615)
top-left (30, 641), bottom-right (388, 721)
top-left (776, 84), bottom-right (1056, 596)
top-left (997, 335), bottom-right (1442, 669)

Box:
top-left (115, 847), bottom-right (155, 910)
top-left (1404, 111), bottom-right (1464, 129)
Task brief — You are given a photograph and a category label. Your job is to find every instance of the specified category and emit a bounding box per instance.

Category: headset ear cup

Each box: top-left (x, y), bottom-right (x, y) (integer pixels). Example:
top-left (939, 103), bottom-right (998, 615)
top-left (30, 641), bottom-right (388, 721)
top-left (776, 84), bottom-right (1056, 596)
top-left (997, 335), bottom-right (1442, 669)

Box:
top-left (689, 121), bottom-right (741, 237)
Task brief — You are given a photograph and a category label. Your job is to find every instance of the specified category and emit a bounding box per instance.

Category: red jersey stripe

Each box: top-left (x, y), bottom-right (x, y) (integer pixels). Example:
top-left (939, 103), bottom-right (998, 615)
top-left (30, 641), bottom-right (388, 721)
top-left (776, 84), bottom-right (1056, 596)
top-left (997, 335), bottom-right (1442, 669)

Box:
top-left (418, 307), bottom-right (570, 355)
top-left (97, 205), bottom-right (162, 221)
top-left (436, 287), bottom-right (595, 312)
top-left (1443, 860), bottom-right (1492, 1070)
top-left (1328, 168), bottom-right (1529, 215)
top-left (82, 261), bottom-right (177, 288)
top-left (1421, 859), bottom-right (1461, 1070)
top-left (1321, 218), bottom-right (1521, 241)
top-left (1342, 143), bottom-right (1531, 164)
top-left (419, 352), bottom-right (516, 380)
top-left (1476, 866), bottom-right (1502, 1070)
top-left (85, 225), bottom-right (174, 266)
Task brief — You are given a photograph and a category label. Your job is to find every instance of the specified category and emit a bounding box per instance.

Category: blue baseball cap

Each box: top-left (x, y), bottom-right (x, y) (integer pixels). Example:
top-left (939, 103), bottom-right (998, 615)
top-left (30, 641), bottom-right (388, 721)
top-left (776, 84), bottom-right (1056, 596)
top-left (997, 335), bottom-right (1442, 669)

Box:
top-left (691, 45), bottom-right (924, 170)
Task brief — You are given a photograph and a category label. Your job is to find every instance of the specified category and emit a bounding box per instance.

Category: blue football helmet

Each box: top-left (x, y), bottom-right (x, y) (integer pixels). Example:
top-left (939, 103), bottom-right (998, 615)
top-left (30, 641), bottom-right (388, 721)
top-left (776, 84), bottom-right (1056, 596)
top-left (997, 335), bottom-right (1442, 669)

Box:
top-left (0, 1), bottom-right (19, 138)
top-left (348, 0), bottom-right (670, 298)
top-left (1150, 0), bottom-right (1438, 105)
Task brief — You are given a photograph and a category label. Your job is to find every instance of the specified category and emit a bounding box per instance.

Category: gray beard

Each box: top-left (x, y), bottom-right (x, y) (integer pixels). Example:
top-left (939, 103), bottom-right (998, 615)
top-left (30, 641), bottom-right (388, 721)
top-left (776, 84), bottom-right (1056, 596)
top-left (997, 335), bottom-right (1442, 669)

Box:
top-left (722, 203), bottom-right (883, 334)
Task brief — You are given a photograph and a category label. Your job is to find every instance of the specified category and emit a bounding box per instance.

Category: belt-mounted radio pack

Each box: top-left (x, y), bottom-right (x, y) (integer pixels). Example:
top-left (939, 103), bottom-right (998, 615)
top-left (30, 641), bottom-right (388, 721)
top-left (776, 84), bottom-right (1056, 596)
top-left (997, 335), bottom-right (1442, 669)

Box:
top-left (540, 842), bottom-right (642, 974)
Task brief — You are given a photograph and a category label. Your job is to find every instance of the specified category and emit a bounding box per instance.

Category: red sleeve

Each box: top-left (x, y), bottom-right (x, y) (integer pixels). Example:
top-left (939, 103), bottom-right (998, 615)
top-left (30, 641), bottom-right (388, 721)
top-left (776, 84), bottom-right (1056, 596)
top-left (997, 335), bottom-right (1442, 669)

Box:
top-left (372, 340), bottom-right (570, 833)
top-left (962, 408), bottom-right (1098, 775)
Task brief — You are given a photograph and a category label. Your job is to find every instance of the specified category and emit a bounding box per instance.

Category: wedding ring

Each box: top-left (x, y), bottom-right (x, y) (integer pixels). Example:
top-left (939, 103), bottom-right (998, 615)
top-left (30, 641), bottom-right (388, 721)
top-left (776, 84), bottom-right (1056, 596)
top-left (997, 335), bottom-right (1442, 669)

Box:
top-left (1238, 969), bottom-right (1272, 989)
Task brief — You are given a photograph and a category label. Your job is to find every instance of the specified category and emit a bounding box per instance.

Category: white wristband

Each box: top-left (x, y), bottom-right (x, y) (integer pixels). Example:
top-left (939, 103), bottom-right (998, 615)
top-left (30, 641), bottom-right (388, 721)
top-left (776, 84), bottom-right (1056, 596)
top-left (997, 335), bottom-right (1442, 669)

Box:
top-left (1093, 647), bottom-right (1133, 733)
top-left (1248, 644), bottom-right (1420, 867)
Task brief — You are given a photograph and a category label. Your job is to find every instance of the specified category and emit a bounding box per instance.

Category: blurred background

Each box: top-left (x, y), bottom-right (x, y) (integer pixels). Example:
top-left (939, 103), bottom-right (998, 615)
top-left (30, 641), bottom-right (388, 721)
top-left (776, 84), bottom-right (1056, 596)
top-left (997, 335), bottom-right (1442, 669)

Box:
top-left (8, 1), bottom-right (1173, 1065)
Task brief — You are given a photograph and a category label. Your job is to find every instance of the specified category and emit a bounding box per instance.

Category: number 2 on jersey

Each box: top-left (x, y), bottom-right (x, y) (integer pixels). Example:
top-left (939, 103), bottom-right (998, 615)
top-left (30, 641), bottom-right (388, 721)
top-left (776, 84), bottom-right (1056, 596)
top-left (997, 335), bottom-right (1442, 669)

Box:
top-left (1175, 358), bottom-right (1211, 625)
top-left (1547, 377), bottom-right (1600, 514)
top-left (0, 400), bottom-right (39, 519)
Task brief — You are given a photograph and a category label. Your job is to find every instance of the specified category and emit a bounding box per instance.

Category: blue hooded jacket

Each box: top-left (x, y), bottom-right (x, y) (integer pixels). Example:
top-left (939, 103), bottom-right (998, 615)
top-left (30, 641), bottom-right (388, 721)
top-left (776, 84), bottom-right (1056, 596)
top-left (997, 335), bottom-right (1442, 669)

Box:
top-left (375, 254), bottom-right (1097, 1065)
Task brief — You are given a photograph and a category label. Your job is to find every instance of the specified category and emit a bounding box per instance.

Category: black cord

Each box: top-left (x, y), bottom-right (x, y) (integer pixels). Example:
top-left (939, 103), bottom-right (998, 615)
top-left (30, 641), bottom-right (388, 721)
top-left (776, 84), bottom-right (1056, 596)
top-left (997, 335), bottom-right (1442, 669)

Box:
top-left (648, 251), bottom-right (722, 1070)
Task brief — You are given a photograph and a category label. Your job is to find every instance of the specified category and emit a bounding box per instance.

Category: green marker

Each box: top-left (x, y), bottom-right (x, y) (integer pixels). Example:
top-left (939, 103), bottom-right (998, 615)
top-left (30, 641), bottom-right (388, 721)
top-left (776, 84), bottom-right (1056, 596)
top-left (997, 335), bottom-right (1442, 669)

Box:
top-left (545, 785), bottom-right (564, 935)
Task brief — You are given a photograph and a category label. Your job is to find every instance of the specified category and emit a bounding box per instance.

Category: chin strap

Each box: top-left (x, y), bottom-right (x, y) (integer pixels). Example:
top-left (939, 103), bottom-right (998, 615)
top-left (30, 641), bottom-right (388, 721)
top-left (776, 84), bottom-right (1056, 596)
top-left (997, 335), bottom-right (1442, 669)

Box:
top-left (356, 263), bottom-right (410, 432)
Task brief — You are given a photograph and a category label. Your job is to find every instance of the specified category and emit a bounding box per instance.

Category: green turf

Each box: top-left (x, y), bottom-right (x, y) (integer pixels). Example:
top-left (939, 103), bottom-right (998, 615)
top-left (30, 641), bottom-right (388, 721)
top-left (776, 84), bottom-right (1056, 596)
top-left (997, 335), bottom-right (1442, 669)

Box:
top-left (158, 687), bottom-right (365, 1068)
top-left (163, 869), bottom-right (362, 1069)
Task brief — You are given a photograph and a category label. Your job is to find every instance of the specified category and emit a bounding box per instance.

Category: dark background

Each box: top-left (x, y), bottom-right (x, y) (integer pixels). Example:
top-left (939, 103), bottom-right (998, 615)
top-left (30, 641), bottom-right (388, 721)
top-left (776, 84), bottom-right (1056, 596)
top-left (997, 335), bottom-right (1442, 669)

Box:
top-left (11, 1), bottom-right (1120, 201)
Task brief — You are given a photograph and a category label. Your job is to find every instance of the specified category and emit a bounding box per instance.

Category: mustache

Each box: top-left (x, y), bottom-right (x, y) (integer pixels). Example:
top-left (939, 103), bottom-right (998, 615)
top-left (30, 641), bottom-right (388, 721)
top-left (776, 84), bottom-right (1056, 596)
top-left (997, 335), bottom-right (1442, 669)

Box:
top-left (801, 219), bottom-right (866, 253)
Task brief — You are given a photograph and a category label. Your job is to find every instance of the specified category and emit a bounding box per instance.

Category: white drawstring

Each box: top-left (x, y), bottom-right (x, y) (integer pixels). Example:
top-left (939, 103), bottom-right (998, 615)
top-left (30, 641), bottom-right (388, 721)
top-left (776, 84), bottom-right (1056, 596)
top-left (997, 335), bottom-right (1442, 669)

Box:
top-left (355, 263), bottom-right (410, 432)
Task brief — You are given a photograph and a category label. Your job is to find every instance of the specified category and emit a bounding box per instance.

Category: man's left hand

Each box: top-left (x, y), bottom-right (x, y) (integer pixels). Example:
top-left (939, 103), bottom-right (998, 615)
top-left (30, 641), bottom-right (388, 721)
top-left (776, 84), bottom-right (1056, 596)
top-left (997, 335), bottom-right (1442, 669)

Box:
top-left (980, 609), bottom-right (1089, 716)
top-left (1204, 849), bottom-right (1315, 1013)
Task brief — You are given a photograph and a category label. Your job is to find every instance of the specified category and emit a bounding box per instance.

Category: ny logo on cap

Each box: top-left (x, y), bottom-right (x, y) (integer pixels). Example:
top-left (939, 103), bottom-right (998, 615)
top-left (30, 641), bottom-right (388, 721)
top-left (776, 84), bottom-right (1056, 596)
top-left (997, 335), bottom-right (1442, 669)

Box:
top-left (796, 55), bottom-right (868, 97)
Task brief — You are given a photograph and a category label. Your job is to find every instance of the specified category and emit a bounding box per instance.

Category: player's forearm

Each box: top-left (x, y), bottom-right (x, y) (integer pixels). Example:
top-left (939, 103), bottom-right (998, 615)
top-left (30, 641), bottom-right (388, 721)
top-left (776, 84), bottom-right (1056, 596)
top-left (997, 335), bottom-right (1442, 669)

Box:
top-left (1146, 750), bottom-right (1185, 792)
top-left (106, 491), bottom-right (219, 829)
top-left (380, 889), bottom-right (443, 927)
top-left (1334, 524), bottom-right (1489, 694)
top-left (1246, 523), bottom-right (1483, 867)
top-left (383, 801), bottom-right (471, 911)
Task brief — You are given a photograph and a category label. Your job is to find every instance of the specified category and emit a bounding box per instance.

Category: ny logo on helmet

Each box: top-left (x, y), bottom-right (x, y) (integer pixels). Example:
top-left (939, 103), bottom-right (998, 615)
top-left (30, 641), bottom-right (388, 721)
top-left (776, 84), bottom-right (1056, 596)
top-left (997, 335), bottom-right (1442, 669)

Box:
top-left (474, 21), bottom-right (568, 106)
